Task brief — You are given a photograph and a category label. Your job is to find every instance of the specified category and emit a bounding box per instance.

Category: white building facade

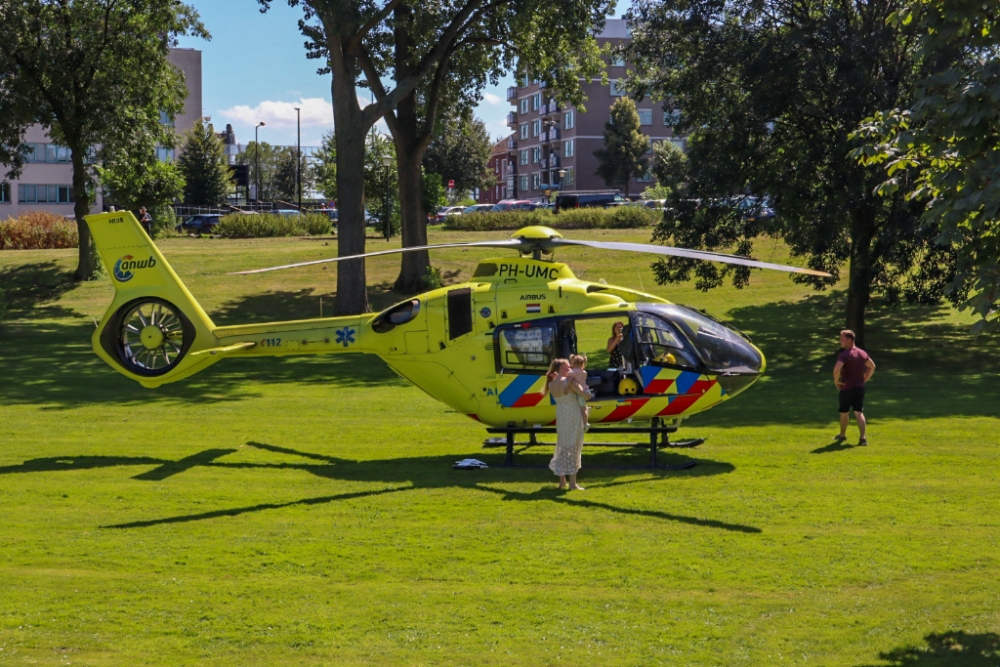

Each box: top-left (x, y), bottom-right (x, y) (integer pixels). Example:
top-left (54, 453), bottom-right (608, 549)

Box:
top-left (0, 48), bottom-right (202, 219)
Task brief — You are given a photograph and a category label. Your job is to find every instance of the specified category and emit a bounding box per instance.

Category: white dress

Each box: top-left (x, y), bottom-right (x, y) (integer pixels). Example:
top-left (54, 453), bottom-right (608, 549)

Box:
top-left (549, 390), bottom-right (586, 476)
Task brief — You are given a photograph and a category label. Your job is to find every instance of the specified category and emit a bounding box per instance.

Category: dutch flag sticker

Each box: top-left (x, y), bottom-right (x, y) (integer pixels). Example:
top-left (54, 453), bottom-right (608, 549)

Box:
top-left (526, 303), bottom-right (542, 313)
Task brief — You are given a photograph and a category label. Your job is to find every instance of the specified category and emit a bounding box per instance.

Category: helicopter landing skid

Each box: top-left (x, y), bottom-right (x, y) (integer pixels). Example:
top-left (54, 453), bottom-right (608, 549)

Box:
top-left (484, 417), bottom-right (705, 470)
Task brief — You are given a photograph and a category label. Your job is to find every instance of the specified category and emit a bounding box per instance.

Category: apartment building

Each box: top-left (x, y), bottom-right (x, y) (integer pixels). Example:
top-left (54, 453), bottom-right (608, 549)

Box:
top-left (505, 19), bottom-right (683, 201)
top-left (480, 135), bottom-right (515, 205)
top-left (1, 48), bottom-right (202, 219)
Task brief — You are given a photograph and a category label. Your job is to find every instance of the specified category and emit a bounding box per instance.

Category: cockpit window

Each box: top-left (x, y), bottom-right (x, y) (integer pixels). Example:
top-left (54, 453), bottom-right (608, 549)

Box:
top-left (653, 305), bottom-right (762, 373)
top-left (631, 313), bottom-right (700, 369)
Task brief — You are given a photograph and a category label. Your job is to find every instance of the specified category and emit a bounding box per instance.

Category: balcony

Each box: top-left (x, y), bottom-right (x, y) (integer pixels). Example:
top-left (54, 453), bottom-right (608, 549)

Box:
top-left (542, 127), bottom-right (561, 142)
top-left (506, 86), bottom-right (518, 101)
top-left (506, 111), bottom-right (518, 127)
top-left (540, 154), bottom-right (561, 169)
top-left (541, 99), bottom-right (560, 116)
top-left (506, 137), bottom-right (517, 151)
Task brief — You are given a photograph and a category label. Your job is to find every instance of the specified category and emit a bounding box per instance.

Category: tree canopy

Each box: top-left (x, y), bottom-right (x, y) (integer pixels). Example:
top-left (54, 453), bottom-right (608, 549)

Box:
top-left (0, 0), bottom-right (206, 279)
top-left (594, 97), bottom-right (650, 197)
top-left (423, 114), bottom-right (494, 197)
top-left (262, 0), bottom-right (613, 312)
top-left (854, 0), bottom-right (1000, 331)
top-left (623, 0), bottom-right (946, 347)
top-left (177, 122), bottom-right (233, 207)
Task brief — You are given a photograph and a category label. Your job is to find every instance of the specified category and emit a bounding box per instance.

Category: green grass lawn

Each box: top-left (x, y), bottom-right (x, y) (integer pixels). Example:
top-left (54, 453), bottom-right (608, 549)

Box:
top-left (1, 229), bottom-right (998, 666)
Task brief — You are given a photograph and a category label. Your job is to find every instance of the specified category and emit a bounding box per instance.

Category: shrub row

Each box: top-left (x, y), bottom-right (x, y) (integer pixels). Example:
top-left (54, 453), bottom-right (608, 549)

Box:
top-left (214, 212), bottom-right (331, 239)
top-left (442, 206), bottom-right (659, 231)
top-left (0, 211), bottom-right (79, 250)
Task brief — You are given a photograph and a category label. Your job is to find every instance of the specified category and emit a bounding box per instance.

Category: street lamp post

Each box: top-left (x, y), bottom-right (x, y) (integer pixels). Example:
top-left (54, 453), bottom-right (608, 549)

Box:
top-left (294, 107), bottom-right (301, 212)
top-left (254, 121), bottom-right (265, 206)
top-left (380, 154), bottom-right (393, 242)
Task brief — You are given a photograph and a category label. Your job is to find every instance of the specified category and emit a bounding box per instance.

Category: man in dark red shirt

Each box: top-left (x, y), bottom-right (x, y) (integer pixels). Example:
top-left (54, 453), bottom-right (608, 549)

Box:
top-left (833, 330), bottom-right (876, 445)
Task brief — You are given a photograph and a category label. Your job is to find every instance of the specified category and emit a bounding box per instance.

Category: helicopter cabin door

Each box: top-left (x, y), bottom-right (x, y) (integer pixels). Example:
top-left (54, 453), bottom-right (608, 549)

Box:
top-left (425, 285), bottom-right (494, 352)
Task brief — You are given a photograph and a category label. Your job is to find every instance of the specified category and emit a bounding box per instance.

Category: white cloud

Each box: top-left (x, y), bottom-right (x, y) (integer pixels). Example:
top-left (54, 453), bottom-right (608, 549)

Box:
top-left (482, 92), bottom-right (503, 105)
top-left (219, 97), bottom-right (333, 128)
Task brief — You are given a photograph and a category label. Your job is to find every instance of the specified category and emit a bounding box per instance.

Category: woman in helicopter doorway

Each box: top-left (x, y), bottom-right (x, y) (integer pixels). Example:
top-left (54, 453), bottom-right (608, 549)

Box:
top-left (607, 321), bottom-right (626, 369)
top-left (544, 358), bottom-right (592, 491)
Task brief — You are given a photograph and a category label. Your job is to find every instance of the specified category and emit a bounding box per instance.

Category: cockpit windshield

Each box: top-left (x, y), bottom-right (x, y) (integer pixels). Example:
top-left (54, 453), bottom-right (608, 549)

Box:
top-left (641, 305), bottom-right (763, 373)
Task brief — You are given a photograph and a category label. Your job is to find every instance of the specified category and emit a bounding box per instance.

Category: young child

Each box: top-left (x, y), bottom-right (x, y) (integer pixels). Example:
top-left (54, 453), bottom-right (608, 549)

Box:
top-left (568, 354), bottom-right (592, 427)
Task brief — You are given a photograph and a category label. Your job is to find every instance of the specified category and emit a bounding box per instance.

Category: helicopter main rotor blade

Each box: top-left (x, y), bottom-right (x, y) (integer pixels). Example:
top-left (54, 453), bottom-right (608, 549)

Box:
top-left (548, 239), bottom-right (833, 278)
top-left (229, 239), bottom-right (525, 275)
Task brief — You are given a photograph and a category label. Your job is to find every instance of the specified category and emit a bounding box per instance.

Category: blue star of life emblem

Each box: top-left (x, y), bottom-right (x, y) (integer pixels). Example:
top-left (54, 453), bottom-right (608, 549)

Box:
top-left (335, 326), bottom-right (356, 347)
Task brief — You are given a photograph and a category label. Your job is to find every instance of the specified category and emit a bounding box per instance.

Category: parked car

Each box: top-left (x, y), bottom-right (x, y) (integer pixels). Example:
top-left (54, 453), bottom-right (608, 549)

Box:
top-left (176, 214), bottom-right (223, 234)
top-left (432, 206), bottom-right (466, 223)
top-left (490, 199), bottom-right (534, 212)
top-left (274, 209), bottom-right (301, 217)
top-left (736, 196), bottom-right (775, 221)
top-left (462, 204), bottom-right (494, 214)
top-left (554, 191), bottom-right (626, 211)
top-left (639, 199), bottom-right (668, 210)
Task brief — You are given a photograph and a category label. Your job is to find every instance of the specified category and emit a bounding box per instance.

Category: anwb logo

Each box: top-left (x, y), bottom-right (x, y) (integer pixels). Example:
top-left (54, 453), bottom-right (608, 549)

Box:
top-left (113, 255), bottom-right (157, 282)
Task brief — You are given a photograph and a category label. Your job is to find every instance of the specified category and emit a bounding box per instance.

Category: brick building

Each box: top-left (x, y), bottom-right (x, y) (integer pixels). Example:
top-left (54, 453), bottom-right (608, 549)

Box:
top-left (505, 19), bottom-right (683, 201)
top-left (480, 135), bottom-right (514, 204)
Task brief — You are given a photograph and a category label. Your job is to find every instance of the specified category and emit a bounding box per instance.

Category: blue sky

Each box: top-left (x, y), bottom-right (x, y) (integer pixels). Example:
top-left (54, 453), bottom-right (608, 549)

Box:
top-left (176, 1), bottom-right (630, 148)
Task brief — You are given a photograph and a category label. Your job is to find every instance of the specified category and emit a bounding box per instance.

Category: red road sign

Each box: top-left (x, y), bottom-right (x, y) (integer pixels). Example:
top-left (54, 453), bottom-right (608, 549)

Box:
top-left (448, 179), bottom-right (455, 189)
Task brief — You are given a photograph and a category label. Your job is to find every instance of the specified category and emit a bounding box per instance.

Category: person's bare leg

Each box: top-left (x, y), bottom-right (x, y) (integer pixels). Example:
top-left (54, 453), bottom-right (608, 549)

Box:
top-left (569, 473), bottom-right (584, 491)
top-left (558, 475), bottom-right (568, 489)
top-left (855, 411), bottom-right (867, 442)
top-left (839, 412), bottom-right (849, 438)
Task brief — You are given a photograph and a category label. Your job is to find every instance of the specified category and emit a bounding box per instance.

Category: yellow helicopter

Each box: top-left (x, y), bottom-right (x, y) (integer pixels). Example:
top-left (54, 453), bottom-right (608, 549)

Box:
top-left (83, 211), bottom-right (829, 430)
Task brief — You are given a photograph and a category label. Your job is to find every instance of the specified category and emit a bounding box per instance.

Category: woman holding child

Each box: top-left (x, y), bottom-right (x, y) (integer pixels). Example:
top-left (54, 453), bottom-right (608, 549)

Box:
top-left (544, 357), bottom-right (592, 491)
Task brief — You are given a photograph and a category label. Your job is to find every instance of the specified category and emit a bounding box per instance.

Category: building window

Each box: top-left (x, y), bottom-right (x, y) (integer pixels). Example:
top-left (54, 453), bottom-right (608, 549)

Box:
top-left (564, 139), bottom-right (575, 157)
top-left (637, 170), bottom-right (654, 183)
top-left (564, 111), bottom-right (574, 130)
top-left (0, 182), bottom-right (10, 203)
top-left (610, 80), bottom-right (625, 96)
top-left (520, 123), bottom-right (529, 140)
top-left (18, 184), bottom-right (75, 204)
top-left (532, 93), bottom-right (541, 110)
top-left (520, 149), bottom-right (529, 166)
top-left (664, 110), bottom-right (681, 125)
top-left (24, 144), bottom-right (38, 162)
top-left (646, 138), bottom-right (654, 154)
top-left (610, 55), bottom-right (626, 67)
top-left (532, 119), bottom-right (541, 137)
top-left (519, 175), bottom-right (529, 191)
top-left (520, 98), bottom-right (529, 114)
top-left (45, 144), bottom-right (72, 163)
top-left (638, 109), bottom-right (652, 125)
top-left (532, 173), bottom-right (541, 190)
top-left (563, 168), bottom-right (574, 188)
top-left (156, 147), bottom-right (174, 162)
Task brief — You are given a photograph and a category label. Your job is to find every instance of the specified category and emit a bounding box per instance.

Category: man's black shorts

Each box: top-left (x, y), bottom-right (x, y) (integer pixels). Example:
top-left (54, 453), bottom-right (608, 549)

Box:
top-left (839, 387), bottom-right (865, 413)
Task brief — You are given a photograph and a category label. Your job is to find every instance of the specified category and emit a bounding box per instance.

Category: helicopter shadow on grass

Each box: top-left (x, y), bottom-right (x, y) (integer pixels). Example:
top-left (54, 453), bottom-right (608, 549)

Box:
top-left (854, 630), bottom-right (1000, 667)
top-left (0, 440), bottom-right (755, 534)
top-left (686, 292), bottom-right (1000, 429)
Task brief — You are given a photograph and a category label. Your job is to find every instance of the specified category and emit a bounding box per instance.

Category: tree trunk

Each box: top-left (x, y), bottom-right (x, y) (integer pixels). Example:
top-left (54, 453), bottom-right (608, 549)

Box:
top-left (394, 147), bottom-right (430, 292)
top-left (71, 151), bottom-right (97, 281)
top-left (845, 210), bottom-right (875, 349)
top-left (330, 69), bottom-right (370, 315)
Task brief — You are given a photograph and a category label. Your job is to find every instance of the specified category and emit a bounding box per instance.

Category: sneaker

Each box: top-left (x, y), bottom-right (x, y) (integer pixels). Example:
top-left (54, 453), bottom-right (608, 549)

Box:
top-left (858, 438), bottom-right (868, 446)
top-left (833, 434), bottom-right (847, 443)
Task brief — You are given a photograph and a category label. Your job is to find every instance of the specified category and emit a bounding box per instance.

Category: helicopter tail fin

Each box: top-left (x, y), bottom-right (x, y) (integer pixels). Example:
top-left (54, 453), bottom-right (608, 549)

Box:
top-left (85, 211), bottom-right (222, 387)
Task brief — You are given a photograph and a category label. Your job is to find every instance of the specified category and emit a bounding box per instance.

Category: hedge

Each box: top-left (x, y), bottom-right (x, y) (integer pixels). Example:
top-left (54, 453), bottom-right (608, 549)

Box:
top-left (0, 211), bottom-right (79, 250)
top-left (442, 206), bottom-right (658, 232)
top-left (214, 212), bottom-right (331, 238)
